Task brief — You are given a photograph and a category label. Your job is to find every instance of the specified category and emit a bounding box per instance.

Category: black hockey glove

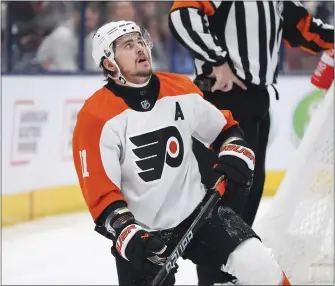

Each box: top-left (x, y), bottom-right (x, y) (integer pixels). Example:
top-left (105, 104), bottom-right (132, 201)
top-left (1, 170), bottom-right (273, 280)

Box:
top-left (115, 221), bottom-right (178, 286)
top-left (117, 224), bottom-right (167, 274)
top-left (213, 138), bottom-right (255, 192)
top-left (95, 203), bottom-right (168, 276)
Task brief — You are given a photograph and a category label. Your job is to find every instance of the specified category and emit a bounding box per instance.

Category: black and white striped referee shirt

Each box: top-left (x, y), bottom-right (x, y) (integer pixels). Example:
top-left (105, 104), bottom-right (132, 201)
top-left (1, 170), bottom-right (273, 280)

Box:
top-left (169, 1), bottom-right (334, 87)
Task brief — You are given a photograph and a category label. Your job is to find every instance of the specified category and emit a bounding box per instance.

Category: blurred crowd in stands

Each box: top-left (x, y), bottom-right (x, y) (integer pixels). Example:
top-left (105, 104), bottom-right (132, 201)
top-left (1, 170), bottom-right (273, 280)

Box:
top-left (1, 1), bottom-right (334, 75)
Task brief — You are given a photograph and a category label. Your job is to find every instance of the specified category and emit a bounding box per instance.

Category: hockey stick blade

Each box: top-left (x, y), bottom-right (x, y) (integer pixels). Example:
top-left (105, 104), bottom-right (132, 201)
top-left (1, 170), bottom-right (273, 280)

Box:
top-left (150, 179), bottom-right (226, 286)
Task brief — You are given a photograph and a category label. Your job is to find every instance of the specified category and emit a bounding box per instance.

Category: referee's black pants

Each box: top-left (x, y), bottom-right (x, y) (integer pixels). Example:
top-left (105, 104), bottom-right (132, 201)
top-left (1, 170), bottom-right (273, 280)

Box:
top-left (194, 81), bottom-right (271, 285)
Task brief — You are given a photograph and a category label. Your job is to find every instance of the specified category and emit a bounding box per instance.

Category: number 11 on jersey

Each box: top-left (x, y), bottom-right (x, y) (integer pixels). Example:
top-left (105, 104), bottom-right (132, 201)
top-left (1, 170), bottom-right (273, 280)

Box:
top-left (79, 150), bottom-right (90, 178)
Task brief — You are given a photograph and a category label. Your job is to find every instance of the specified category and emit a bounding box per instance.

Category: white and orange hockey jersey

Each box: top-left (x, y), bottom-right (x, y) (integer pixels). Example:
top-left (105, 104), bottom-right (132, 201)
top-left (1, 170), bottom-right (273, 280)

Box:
top-left (72, 72), bottom-right (238, 230)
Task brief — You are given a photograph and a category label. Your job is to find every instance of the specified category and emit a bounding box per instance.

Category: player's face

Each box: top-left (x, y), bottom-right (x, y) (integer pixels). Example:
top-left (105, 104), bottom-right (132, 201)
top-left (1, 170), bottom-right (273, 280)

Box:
top-left (113, 33), bottom-right (152, 83)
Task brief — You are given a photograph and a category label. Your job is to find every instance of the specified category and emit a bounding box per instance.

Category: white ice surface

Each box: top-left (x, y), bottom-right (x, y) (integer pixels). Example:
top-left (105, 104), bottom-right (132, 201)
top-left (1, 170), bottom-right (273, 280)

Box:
top-left (2, 198), bottom-right (272, 285)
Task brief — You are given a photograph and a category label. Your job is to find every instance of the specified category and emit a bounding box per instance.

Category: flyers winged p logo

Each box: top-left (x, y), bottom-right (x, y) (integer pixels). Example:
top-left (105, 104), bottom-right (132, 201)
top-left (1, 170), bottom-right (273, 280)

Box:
top-left (129, 126), bottom-right (184, 182)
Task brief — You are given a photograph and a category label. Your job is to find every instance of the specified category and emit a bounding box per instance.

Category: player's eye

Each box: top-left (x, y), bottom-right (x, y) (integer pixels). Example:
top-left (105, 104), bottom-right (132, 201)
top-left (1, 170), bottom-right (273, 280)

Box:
top-left (124, 42), bottom-right (134, 49)
top-left (137, 39), bottom-right (145, 46)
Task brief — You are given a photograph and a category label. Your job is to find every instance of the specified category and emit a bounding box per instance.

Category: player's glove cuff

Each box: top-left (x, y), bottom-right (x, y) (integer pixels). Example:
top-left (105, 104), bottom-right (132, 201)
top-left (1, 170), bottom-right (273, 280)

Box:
top-left (214, 139), bottom-right (255, 188)
top-left (218, 143), bottom-right (255, 171)
top-left (116, 224), bottom-right (144, 260)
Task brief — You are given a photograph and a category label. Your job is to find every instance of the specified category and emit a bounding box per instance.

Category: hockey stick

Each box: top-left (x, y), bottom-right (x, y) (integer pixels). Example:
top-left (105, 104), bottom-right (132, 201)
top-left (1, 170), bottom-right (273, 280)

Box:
top-left (150, 178), bottom-right (227, 286)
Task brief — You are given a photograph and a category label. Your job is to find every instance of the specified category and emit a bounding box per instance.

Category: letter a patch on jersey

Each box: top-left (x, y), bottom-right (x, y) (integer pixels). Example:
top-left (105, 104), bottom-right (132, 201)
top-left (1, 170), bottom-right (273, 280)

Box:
top-left (130, 126), bottom-right (184, 182)
top-left (175, 102), bottom-right (184, 121)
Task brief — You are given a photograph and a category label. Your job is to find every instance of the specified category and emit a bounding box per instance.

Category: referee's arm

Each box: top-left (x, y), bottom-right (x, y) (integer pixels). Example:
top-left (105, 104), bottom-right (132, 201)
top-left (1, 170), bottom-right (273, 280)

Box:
top-left (168, 1), bottom-right (227, 67)
top-left (282, 1), bottom-right (334, 53)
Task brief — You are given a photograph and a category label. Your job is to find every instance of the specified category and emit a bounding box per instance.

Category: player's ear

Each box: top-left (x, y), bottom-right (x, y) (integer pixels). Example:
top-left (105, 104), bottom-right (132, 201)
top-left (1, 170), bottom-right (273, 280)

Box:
top-left (103, 58), bottom-right (117, 73)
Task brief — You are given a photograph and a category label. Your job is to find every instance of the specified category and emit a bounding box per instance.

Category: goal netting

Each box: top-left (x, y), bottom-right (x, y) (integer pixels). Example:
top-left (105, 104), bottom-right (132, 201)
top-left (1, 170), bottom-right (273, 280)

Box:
top-left (254, 83), bottom-right (334, 285)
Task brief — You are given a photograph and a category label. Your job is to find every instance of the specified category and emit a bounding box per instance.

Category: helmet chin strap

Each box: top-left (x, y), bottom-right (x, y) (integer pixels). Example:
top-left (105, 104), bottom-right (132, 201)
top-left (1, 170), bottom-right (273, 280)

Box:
top-left (108, 59), bottom-right (151, 88)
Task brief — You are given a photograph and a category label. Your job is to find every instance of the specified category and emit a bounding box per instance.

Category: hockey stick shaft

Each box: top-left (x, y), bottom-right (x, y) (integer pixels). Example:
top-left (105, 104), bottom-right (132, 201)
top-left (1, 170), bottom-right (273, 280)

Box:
top-left (150, 179), bottom-right (227, 286)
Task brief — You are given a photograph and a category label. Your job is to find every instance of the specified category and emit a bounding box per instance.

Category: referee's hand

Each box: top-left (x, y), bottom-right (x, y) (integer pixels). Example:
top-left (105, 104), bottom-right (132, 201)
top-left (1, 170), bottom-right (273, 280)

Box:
top-left (209, 63), bottom-right (247, 92)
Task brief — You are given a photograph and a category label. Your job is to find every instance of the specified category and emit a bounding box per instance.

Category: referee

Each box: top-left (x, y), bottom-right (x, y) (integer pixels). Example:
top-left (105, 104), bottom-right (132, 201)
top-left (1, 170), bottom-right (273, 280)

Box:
top-left (169, 1), bottom-right (334, 285)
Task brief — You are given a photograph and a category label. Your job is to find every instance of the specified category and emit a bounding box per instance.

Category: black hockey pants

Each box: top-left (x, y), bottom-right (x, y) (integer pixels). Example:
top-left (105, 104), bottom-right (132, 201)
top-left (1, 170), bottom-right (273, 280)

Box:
top-left (112, 194), bottom-right (259, 286)
top-left (194, 77), bottom-right (271, 284)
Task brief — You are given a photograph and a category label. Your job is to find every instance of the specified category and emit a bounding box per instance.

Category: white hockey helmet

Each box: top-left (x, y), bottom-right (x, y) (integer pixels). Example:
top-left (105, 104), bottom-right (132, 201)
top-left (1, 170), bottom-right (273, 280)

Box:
top-left (92, 20), bottom-right (153, 87)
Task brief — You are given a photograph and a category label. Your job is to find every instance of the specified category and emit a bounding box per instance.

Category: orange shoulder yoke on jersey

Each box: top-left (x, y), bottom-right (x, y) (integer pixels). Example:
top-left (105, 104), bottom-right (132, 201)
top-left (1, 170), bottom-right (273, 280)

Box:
top-left (155, 71), bottom-right (204, 100)
top-left (170, 1), bottom-right (215, 17)
top-left (82, 86), bottom-right (130, 121)
top-left (73, 87), bottom-right (129, 220)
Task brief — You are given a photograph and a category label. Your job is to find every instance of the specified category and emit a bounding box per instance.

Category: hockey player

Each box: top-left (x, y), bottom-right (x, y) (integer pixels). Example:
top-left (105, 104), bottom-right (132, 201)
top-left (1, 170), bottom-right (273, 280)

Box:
top-left (72, 20), bottom-right (291, 286)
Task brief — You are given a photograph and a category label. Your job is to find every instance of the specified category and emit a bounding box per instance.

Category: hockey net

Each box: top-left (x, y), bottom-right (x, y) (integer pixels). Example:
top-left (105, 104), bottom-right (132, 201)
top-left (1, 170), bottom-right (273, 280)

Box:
top-left (254, 83), bottom-right (334, 285)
